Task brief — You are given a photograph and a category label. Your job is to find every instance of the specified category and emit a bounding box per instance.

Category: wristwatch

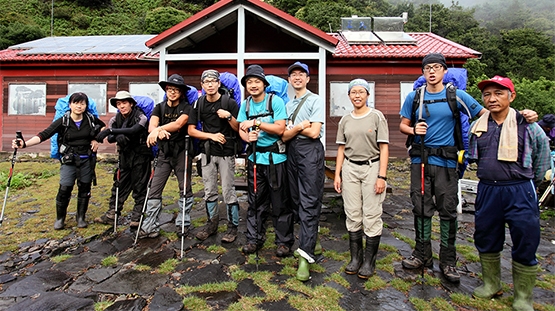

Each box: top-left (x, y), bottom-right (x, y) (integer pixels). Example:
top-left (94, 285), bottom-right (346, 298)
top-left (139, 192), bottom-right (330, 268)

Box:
top-left (255, 119), bottom-right (261, 128)
top-left (227, 114), bottom-right (232, 121)
top-left (377, 175), bottom-right (387, 181)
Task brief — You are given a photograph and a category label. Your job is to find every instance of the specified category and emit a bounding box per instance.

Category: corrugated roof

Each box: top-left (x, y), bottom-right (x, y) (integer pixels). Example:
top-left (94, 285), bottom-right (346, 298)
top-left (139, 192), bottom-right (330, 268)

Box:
top-left (0, 35), bottom-right (155, 62)
top-left (332, 32), bottom-right (481, 59)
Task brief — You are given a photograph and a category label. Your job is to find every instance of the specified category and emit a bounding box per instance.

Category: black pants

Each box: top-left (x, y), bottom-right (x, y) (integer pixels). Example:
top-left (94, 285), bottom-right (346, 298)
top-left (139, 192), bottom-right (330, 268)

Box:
top-left (245, 160), bottom-right (293, 248)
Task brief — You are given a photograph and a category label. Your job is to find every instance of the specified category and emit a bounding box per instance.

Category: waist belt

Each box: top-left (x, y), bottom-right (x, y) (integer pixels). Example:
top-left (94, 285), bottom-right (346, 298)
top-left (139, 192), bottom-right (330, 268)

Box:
top-left (345, 156), bottom-right (379, 166)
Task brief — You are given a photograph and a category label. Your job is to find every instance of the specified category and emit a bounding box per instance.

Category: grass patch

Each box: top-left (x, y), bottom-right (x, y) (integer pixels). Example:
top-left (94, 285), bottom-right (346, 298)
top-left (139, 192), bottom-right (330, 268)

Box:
top-left (410, 297), bottom-right (433, 311)
top-left (227, 297), bottom-right (265, 311)
top-left (430, 297), bottom-right (456, 311)
top-left (363, 275), bottom-right (387, 291)
top-left (450, 292), bottom-right (511, 311)
top-left (160, 230), bottom-right (177, 241)
top-left (325, 272), bottom-right (350, 288)
top-left (456, 244), bottom-right (479, 263)
top-left (379, 243), bottom-right (397, 252)
top-left (319, 226), bottom-right (330, 236)
top-left (206, 244), bottom-right (226, 254)
top-left (157, 258), bottom-right (179, 274)
top-left (191, 217), bottom-right (206, 229)
top-left (101, 255), bottom-right (118, 267)
top-left (247, 254), bottom-right (267, 265)
top-left (392, 231), bottom-right (415, 248)
top-left (230, 266), bottom-right (249, 281)
top-left (423, 273), bottom-right (442, 286)
top-left (279, 265), bottom-right (297, 276)
top-left (390, 278), bottom-right (412, 293)
top-left (323, 249), bottom-right (348, 261)
top-left (182, 296), bottom-right (210, 311)
top-left (51, 254), bottom-right (72, 263)
top-left (134, 264), bottom-right (151, 271)
top-left (286, 281), bottom-right (343, 311)
top-left (177, 281), bottom-right (237, 295)
top-left (94, 301), bottom-right (114, 311)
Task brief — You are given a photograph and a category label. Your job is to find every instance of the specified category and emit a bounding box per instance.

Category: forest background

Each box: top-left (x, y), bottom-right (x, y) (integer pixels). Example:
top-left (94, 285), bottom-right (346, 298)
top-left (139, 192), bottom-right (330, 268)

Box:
top-left (0, 0), bottom-right (554, 116)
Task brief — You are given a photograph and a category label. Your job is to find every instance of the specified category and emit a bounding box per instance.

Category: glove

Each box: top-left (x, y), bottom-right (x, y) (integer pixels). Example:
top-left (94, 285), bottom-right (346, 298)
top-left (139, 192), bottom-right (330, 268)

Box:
top-left (96, 129), bottom-right (111, 142)
top-left (107, 134), bottom-right (117, 144)
top-left (115, 134), bottom-right (130, 146)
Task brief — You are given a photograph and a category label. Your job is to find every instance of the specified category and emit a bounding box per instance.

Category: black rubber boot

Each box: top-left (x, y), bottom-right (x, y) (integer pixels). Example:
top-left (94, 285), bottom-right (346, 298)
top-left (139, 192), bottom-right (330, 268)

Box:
top-left (54, 185), bottom-right (72, 230)
top-left (345, 230), bottom-right (364, 275)
top-left (358, 235), bottom-right (381, 279)
top-left (76, 182), bottom-right (91, 228)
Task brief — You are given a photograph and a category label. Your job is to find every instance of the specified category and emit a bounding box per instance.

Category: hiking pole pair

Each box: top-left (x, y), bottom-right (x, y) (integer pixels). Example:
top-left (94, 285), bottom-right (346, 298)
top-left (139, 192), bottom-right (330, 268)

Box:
top-left (181, 135), bottom-right (190, 259)
top-left (134, 154), bottom-right (158, 245)
top-left (1, 132), bottom-right (23, 227)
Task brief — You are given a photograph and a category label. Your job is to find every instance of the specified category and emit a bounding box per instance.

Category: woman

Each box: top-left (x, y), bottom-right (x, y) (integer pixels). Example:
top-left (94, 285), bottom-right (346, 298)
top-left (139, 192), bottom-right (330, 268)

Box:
top-left (334, 79), bottom-right (389, 279)
top-left (12, 92), bottom-right (105, 230)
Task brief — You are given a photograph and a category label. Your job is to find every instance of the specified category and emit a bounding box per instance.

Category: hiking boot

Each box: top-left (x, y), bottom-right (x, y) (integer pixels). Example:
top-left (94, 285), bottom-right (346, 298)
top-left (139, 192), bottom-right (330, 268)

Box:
top-left (195, 216), bottom-right (219, 241)
top-left (138, 230), bottom-right (159, 239)
top-left (94, 212), bottom-right (115, 225)
top-left (402, 255), bottom-right (433, 269)
top-left (176, 226), bottom-right (189, 238)
top-left (221, 225), bottom-right (238, 243)
top-left (242, 243), bottom-right (260, 254)
top-left (440, 264), bottom-right (461, 283)
top-left (276, 245), bottom-right (292, 257)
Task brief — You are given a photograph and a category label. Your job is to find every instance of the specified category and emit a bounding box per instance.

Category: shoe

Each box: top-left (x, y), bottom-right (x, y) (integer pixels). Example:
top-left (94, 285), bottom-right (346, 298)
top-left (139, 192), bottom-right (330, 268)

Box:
top-left (402, 255), bottom-right (433, 269)
top-left (221, 226), bottom-right (238, 243)
top-left (440, 264), bottom-right (460, 283)
top-left (176, 226), bottom-right (189, 238)
top-left (138, 230), bottom-right (159, 239)
top-left (129, 220), bottom-right (140, 228)
top-left (276, 245), bottom-right (291, 257)
top-left (94, 213), bottom-right (115, 225)
top-left (195, 217), bottom-right (219, 241)
top-left (242, 243), bottom-right (260, 254)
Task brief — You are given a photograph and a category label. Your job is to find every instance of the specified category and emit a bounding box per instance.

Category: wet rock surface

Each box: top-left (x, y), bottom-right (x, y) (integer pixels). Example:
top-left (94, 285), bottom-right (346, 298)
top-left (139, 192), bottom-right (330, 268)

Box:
top-left (0, 188), bottom-right (553, 310)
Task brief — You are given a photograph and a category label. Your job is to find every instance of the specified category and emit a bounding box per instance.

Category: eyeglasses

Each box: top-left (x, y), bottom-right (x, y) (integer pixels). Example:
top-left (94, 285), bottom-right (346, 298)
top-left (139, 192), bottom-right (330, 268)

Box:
top-left (202, 80), bottom-right (219, 85)
top-left (166, 87), bottom-right (181, 93)
top-left (349, 90), bottom-right (368, 96)
top-left (423, 64), bottom-right (444, 72)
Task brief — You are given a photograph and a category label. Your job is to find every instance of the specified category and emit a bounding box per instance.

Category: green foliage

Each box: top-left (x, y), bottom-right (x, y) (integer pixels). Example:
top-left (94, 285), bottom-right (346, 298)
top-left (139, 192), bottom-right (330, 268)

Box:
top-left (295, 0), bottom-right (357, 32)
top-left (101, 255), bottom-right (118, 267)
top-left (0, 22), bottom-right (44, 49)
top-left (0, 172), bottom-right (32, 190)
top-left (144, 6), bottom-right (191, 34)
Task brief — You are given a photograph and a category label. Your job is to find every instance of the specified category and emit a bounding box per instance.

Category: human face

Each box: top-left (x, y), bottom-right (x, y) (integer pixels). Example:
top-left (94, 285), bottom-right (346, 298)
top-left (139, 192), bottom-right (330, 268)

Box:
top-left (70, 99), bottom-right (87, 115)
top-left (202, 78), bottom-right (221, 96)
top-left (245, 77), bottom-right (265, 97)
top-left (423, 63), bottom-right (446, 85)
top-left (481, 85), bottom-right (515, 114)
top-left (116, 100), bottom-right (133, 116)
top-left (288, 69), bottom-right (309, 90)
top-left (349, 86), bottom-right (368, 109)
top-left (165, 86), bottom-right (182, 102)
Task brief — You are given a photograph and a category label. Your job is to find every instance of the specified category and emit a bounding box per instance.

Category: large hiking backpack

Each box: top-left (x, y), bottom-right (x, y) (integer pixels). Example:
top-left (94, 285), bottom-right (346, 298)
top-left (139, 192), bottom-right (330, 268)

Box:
top-left (200, 72), bottom-right (242, 106)
top-left (51, 95), bottom-right (99, 159)
top-left (265, 75), bottom-right (289, 104)
top-left (133, 95), bottom-right (155, 119)
top-left (409, 68), bottom-right (471, 178)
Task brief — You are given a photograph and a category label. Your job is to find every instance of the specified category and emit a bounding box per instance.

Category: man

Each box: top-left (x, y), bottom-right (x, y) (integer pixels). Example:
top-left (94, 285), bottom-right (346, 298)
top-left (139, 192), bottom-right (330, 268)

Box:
top-left (281, 62), bottom-right (325, 281)
top-left (95, 91), bottom-right (152, 228)
top-left (399, 53), bottom-right (486, 283)
top-left (237, 64), bottom-right (294, 256)
top-left (188, 69), bottom-right (241, 243)
top-left (469, 76), bottom-right (549, 311)
top-left (537, 114), bottom-right (555, 148)
top-left (139, 74), bottom-right (194, 238)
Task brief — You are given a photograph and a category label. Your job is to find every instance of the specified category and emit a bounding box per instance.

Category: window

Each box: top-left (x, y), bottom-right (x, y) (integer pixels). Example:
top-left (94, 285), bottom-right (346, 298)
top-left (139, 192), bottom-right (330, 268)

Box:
top-left (400, 82), bottom-right (414, 110)
top-left (329, 81), bottom-right (375, 117)
top-left (8, 83), bottom-right (47, 116)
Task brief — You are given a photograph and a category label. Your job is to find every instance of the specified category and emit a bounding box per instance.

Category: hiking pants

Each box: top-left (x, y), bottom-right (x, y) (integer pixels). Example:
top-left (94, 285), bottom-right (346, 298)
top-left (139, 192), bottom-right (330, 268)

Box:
top-left (201, 154), bottom-right (238, 204)
top-left (475, 180), bottom-right (540, 266)
top-left (287, 137), bottom-right (324, 260)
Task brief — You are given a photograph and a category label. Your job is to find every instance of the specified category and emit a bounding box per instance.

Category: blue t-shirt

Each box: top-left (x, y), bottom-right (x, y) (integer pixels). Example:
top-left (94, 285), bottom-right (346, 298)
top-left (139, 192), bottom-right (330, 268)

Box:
top-left (237, 93), bottom-right (287, 165)
top-left (400, 88), bottom-right (483, 168)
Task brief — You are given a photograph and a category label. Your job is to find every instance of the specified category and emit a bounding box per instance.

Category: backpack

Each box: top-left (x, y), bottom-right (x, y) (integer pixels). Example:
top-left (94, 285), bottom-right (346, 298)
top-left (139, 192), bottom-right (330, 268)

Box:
top-left (132, 95), bottom-right (155, 119)
top-left (51, 95), bottom-right (99, 159)
top-left (244, 74), bottom-right (289, 120)
top-left (407, 68), bottom-right (471, 178)
top-left (159, 85), bottom-right (199, 124)
top-left (201, 72), bottom-right (242, 106)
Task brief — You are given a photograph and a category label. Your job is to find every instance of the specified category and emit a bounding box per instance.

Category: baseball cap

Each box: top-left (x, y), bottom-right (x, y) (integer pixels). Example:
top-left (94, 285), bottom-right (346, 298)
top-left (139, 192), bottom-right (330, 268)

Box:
top-left (477, 75), bottom-right (515, 93)
top-left (287, 62), bottom-right (309, 76)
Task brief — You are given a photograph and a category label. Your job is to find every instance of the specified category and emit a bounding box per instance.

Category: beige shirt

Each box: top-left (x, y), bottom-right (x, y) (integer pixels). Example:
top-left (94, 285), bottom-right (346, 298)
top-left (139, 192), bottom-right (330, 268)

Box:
top-left (336, 108), bottom-right (389, 161)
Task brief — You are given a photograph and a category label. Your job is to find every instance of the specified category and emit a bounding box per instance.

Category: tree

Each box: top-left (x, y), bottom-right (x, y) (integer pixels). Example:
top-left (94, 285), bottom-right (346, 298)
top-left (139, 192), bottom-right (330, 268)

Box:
top-left (144, 7), bottom-right (191, 34)
top-left (295, 0), bottom-right (358, 32)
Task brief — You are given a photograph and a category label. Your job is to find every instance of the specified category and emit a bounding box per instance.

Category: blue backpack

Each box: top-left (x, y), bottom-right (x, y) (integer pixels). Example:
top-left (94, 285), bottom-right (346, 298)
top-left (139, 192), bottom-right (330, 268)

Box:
top-left (51, 95), bottom-right (99, 159)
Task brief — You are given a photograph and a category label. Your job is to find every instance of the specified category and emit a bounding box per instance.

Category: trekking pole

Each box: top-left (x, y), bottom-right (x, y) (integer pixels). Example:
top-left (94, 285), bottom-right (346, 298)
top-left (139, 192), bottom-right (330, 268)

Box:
top-left (113, 159), bottom-right (120, 234)
top-left (134, 154), bottom-right (158, 245)
top-left (418, 119), bottom-right (426, 282)
top-left (1, 132), bottom-right (23, 227)
top-left (252, 125), bottom-right (260, 270)
top-left (181, 135), bottom-right (190, 259)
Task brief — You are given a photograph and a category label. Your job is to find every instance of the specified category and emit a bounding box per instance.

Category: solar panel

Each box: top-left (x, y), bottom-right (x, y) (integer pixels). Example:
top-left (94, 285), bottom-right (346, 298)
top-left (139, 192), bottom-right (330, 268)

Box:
top-left (11, 35), bottom-right (154, 54)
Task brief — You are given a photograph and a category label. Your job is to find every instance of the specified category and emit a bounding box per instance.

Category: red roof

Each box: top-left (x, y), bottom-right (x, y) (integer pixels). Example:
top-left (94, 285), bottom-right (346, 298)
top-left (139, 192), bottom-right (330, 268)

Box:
top-left (332, 32), bottom-right (481, 59)
top-left (0, 49), bottom-right (145, 62)
top-left (146, 0), bottom-right (338, 48)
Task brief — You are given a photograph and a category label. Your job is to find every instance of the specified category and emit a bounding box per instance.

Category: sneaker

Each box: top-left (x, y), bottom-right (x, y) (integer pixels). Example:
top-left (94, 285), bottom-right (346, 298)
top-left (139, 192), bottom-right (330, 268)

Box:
top-left (440, 264), bottom-right (461, 283)
top-left (221, 226), bottom-right (238, 243)
top-left (242, 243), bottom-right (260, 254)
top-left (176, 226), bottom-right (189, 238)
top-left (402, 256), bottom-right (433, 269)
top-left (94, 213), bottom-right (115, 225)
top-left (276, 245), bottom-right (291, 257)
top-left (138, 230), bottom-right (159, 239)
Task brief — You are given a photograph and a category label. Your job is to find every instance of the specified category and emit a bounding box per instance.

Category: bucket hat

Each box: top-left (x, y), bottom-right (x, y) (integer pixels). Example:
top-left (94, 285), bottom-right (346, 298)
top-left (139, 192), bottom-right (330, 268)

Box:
top-left (241, 65), bottom-right (269, 88)
top-left (159, 74), bottom-right (190, 92)
top-left (538, 114), bottom-right (555, 129)
top-left (109, 90), bottom-right (136, 108)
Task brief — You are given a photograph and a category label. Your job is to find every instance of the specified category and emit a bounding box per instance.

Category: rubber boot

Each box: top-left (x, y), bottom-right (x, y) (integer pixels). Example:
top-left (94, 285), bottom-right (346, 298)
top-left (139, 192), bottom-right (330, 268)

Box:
top-left (296, 256), bottom-right (310, 282)
top-left (76, 182), bottom-right (91, 228)
top-left (358, 235), bottom-right (381, 279)
top-left (345, 230), bottom-right (363, 275)
top-left (54, 185), bottom-right (72, 230)
top-left (512, 261), bottom-right (537, 311)
top-left (473, 252), bottom-right (503, 299)
top-left (294, 236), bottom-right (323, 258)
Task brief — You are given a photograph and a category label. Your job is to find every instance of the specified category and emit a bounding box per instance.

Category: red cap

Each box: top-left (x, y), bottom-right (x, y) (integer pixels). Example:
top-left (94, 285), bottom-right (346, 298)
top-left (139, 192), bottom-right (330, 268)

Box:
top-left (477, 75), bottom-right (515, 92)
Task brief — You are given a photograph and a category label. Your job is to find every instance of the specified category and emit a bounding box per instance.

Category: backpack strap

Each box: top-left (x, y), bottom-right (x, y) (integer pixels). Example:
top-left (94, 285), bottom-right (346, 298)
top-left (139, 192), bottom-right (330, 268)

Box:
top-left (246, 93), bottom-right (274, 120)
top-left (445, 83), bottom-right (465, 151)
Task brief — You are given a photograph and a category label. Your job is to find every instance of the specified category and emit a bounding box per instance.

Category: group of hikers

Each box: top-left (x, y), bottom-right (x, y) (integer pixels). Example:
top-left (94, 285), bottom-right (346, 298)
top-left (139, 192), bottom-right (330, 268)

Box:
top-left (11, 53), bottom-right (548, 310)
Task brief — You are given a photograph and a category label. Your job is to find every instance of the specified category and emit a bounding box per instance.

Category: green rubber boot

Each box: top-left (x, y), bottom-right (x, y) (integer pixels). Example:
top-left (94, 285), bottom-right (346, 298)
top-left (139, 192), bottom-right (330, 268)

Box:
top-left (473, 252), bottom-right (503, 299)
top-left (512, 261), bottom-right (537, 311)
top-left (296, 256), bottom-right (310, 282)
top-left (294, 237), bottom-right (322, 258)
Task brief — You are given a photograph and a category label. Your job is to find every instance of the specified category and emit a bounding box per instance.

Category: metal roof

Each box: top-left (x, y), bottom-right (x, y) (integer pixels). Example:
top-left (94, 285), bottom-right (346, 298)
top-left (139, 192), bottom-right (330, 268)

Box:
top-left (332, 32), bottom-right (481, 59)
